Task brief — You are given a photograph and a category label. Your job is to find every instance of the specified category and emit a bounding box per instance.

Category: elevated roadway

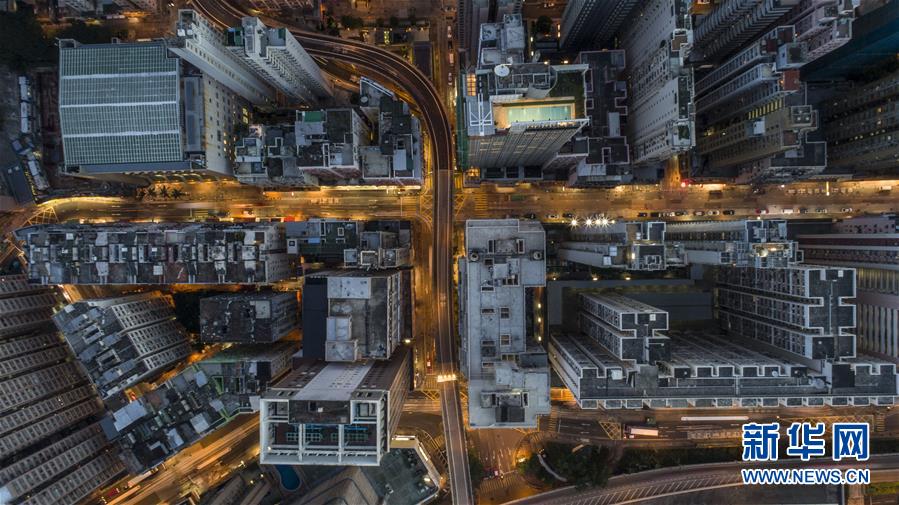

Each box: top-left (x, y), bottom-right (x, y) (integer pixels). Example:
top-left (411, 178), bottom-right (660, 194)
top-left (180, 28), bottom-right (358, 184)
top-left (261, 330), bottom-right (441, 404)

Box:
top-left (187, 2), bottom-right (474, 502)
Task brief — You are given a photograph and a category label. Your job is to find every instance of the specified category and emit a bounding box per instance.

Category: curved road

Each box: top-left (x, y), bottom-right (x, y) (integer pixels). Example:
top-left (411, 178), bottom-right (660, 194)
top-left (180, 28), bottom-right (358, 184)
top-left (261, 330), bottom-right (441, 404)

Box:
top-left (187, 2), bottom-right (473, 503)
top-left (506, 454), bottom-right (899, 505)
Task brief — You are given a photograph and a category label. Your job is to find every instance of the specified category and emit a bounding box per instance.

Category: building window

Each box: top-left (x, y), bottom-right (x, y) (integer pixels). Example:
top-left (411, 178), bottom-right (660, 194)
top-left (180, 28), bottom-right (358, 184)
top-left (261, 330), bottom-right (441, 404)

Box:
top-left (500, 334), bottom-right (511, 346)
top-left (500, 307), bottom-right (510, 319)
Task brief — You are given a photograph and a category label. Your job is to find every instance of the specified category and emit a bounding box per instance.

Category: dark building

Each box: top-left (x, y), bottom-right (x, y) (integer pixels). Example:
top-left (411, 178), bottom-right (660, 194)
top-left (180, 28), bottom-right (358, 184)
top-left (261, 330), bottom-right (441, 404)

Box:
top-left (18, 222), bottom-right (291, 285)
top-left (302, 269), bottom-right (409, 362)
top-left (200, 291), bottom-right (298, 344)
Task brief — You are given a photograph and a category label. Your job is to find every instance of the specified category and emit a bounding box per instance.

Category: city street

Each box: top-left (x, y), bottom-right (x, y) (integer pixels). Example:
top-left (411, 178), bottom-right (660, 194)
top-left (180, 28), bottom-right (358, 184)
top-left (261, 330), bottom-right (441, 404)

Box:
top-left (10, 2), bottom-right (899, 503)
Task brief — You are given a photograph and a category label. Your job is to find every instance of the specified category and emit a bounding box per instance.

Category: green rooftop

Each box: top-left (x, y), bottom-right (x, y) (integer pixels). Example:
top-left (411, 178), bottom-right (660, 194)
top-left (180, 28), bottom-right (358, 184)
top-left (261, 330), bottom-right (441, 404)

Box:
top-left (301, 110), bottom-right (325, 122)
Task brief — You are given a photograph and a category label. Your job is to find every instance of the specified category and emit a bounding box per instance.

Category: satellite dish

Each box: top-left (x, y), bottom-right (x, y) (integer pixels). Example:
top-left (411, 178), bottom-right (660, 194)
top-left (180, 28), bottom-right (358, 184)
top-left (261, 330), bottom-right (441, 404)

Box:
top-left (495, 64), bottom-right (510, 77)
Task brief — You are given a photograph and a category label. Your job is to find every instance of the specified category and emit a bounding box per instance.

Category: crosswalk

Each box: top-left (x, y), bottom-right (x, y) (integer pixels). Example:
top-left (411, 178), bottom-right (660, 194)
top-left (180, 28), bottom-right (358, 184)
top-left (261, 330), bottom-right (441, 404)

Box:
top-left (472, 193), bottom-right (489, 213)
top-left (478, 471), bottom-right (527, 496)
top-left (546, 405), bottom-right (561, 432)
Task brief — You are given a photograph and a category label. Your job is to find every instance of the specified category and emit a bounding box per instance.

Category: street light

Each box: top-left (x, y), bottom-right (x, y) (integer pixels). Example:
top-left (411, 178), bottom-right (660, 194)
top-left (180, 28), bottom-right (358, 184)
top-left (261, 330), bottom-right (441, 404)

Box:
top-left (570, 218), bottom-right (579, 226)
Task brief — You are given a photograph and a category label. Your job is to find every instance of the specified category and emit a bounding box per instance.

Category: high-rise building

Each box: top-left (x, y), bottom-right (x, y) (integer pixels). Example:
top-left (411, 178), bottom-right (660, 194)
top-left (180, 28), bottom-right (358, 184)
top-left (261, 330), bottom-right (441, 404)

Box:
top-left (459, 219), bottom-right (550, 427)
top-left (259, 346), bottom-right (411, 466)
top-left (801, 0), bottom-right (897, 82)
top-left (665, 219), bottom-right (798, 267)
top-left (226, 17), bottom-right (332, 104)
top-left (233, 123), bottom-right (320, 187)
top-left (820, 69), bottom-right (899, 175)
top-left (200, 291), bottom-right (299, 344)
top-left (103, 343), bottom-right (295, 473)
top-left (716, 264), bottom-right (857, 362)
top-left (0, 277), bottom-right (56, 338)
top-left (560, 219), bottom-right (798, 271)
top-left (234, 79), bottom-right (422, 188)
top-left (798, 215), bottom-right (899, 358)
top-left (57, 0), bottom-right (96, 13)
top-left (301, 269), bottom-right (408, 362)
top-left (457, 0), bottom-right (522, 69)
top-left (357, 78), bottom-right (424, 186)
top-left (286, 219), bottom-right (364, 264)
top-left (284, 219), bottom-right (412, 270)
top-left (694, 26), bottom-right (826, 182)
top-left (692, 0), bottom-right (800, 63)
top-left (194, 342), bottom-right (296, 402)
top-left (620, 0), bottom-right (695, 164)
top-left (577, 294), bottom-right (671, 364)
top-left (549, 284), bottom-right (898, 409)
top-left (58, 40), bottom-right (244, 183)
top-left (170, 10), bottom-right (275, 106)
top-left (552, 50), bottom-right (631, 188)
top-left (0, 276), bottom-right (124, 505)
top-left (462, 14), bottom-right (589, 182)
top-left (18, 222), bottom-right (291, 284)
top-left (292, 109), bottom-right (369, 181)
top-left (558, 221), bottom-right (676, 271)
top-left (559, 0), bottom-right (640, 51)
top-left (785, 0), bottom-right (856, 65)
top-left (52, 292), bottom-right (190, 401)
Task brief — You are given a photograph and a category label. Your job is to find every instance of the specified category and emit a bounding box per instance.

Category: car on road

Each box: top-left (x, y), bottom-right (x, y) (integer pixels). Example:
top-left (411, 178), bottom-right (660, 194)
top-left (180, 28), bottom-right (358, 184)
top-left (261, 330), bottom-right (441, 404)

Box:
top-left (562, 212), bottom-right (574, 218)
top-left (650, 212), bottom-right (661, 218)
top-left (637, 212), bottom-right (648, 218)
top-left (674, 211), bottom-right (686, 216)
top-left (708, 210), bottom-right (720, 216)
top-left (841, 207), bottom-right (853, 213)
top-left (524, 213), bottom-right (537, 219)
top-left (723, 209), bottom-right (736, 215)
top-left (799, 208), bottom-right (809, 214)
top-left (693, 210), bottom-right (705, 216)
top-left (545, 213), bottom-right (560, 220)
top-left (755, 208), bottom-right (768, 214)
top-left (815, 207), bottom-right (828, 213)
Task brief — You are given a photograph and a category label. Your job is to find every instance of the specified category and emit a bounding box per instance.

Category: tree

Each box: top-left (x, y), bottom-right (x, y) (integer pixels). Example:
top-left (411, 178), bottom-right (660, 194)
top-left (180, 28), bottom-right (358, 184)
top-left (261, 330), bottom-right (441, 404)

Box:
top-left (340, 15), bottom-right (364, 30)
top-left (0, 10), bottom-right (55, 71)
top-left (535, 15), bottom-right (553, 36)
top-left (55, 20), bottom-right (126, 44)
top-left (468, 450), bottom-right (486, 482)
top-left (540, 442), bottom-right (614, 489)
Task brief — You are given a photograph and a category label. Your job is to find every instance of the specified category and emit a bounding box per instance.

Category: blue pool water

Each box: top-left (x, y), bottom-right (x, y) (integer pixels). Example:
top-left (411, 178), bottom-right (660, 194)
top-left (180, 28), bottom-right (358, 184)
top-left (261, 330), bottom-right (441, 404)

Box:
top-left (506, 104), bottom-right (573, 123)
top-left (275, 465), bottom-right (301, 491)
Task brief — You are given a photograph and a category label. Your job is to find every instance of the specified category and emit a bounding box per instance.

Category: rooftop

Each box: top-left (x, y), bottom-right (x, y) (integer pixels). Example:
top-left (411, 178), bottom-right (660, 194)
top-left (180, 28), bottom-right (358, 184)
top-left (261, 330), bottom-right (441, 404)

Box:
top-left (58, 41), bottom-right (183, 169)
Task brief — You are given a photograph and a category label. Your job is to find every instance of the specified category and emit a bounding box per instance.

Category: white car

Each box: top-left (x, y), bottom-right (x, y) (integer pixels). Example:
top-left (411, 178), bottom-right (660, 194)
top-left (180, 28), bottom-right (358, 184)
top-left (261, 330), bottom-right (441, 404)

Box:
top-left (708, 210), bottom-right (720, 216)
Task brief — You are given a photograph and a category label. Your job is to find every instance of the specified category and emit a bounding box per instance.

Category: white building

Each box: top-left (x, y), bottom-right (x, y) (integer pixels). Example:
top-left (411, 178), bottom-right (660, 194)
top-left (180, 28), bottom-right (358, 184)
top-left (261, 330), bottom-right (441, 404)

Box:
top-left (170, 10), bottom-right (275, 106)
top-left (259, 348), bottom-right (411, 466)
top-left (226, 17), bottom-right (332, 104)
top-left (459, 219), bottom-right (550, 427)
top-left (620, 0), bottom-right (695, 164)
